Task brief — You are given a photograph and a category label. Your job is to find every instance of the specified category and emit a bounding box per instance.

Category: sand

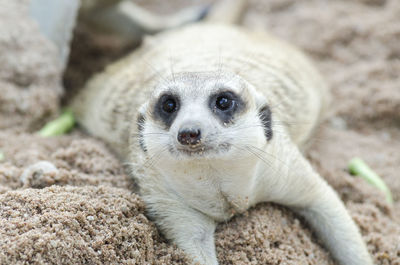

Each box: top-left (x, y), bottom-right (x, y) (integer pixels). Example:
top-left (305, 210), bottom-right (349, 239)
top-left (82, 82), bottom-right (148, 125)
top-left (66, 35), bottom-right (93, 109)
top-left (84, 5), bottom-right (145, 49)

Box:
top-left (0, 0), bottom-right (399, 264)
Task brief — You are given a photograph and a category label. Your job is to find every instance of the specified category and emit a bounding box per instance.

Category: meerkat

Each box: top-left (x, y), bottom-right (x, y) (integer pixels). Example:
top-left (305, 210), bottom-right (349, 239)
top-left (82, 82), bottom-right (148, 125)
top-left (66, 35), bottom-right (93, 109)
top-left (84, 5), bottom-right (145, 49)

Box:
top-left (71, 2), bottom-right (373, 265)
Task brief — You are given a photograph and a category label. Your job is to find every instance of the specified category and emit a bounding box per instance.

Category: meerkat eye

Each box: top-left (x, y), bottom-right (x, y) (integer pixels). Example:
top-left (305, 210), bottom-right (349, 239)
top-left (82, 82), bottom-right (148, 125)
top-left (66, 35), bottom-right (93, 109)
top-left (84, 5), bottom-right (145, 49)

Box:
top-left (210, 91), bottom-right (244, 124)
top-left (154, 94), bottom-right (180, 127)
top-left (162, 97), bottom-right (177, 113)
top-left (216, 95), bottom-right (234, 111)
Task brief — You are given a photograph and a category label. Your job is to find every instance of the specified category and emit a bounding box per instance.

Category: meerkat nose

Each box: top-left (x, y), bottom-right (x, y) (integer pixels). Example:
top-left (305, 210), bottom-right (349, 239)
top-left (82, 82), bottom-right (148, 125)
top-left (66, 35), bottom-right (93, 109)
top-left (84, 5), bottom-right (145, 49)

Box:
top-left (177, 128), bottom-right (201, 146)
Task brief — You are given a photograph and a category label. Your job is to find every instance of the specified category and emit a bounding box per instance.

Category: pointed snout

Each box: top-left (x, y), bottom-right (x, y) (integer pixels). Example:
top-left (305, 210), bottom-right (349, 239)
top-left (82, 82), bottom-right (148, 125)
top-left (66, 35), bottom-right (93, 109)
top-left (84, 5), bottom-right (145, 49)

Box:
top-left (177, 126), bottom-right (202, 146)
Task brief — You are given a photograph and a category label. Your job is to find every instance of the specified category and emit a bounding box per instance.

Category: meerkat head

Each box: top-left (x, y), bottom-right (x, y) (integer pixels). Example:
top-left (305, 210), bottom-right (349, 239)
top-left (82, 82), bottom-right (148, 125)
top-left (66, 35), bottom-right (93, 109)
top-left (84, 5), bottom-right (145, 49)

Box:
top-left (136, 71), bottom-right (272, 163)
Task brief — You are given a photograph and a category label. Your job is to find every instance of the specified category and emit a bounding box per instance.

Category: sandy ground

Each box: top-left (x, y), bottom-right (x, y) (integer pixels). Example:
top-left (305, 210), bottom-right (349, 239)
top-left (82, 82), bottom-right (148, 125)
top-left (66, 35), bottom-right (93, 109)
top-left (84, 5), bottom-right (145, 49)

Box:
top-left (0, 0), bottom-right (399, 264)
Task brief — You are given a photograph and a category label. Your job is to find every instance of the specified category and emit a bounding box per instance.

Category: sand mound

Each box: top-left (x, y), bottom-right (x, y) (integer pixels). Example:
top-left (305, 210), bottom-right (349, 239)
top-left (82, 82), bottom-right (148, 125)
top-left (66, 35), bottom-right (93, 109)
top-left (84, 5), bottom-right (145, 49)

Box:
top-left (0, 0), bottom-right (61, 133)
top-left (0, 0), bottom-right (399, 264)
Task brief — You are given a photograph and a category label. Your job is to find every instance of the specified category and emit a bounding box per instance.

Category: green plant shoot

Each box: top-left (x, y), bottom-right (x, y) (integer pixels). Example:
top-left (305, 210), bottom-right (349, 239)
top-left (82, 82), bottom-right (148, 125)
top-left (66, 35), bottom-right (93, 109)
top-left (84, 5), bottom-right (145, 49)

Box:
top-left (38, 109), bottom-right (76, 137)
top-left (348, 157), bottom-right (393, 205)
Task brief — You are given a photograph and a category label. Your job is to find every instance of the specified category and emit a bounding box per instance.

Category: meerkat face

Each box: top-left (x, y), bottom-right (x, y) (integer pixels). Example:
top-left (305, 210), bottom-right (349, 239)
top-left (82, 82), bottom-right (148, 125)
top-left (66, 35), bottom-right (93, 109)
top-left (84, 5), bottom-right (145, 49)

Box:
top-left (136, 71), bottom-right (272, 163)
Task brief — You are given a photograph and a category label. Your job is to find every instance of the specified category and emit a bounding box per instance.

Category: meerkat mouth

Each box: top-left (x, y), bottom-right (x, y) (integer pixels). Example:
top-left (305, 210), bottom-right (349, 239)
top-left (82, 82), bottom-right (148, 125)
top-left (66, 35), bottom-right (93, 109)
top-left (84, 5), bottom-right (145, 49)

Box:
top-left (177, 146), bottom-right (213, 157)
top-left (170, 143), bottom-right (231, 158)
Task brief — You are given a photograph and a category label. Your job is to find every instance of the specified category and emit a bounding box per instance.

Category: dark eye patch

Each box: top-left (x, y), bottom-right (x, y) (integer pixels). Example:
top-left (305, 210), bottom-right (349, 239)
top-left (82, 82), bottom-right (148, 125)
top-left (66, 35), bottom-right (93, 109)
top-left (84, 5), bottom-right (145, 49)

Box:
top-left (153, 93), bottom-right (180, 128)
top-left (259, 105), bottom-right (273, 140)
top-left (209, 91), bottom-right (244, 124)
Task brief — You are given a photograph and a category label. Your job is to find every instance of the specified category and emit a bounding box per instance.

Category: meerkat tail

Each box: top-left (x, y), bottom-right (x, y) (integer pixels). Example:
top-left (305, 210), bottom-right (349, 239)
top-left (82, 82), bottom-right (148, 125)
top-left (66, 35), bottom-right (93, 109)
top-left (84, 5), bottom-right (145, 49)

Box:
top-left (205, 0), bottom-right (248, 24)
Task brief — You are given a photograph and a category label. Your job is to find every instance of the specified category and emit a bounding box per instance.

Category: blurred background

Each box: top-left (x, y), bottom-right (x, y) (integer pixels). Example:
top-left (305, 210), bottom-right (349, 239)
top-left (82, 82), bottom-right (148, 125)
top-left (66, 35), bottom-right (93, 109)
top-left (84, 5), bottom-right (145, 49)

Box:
top-left (0, 0), bottom-right (399, 264)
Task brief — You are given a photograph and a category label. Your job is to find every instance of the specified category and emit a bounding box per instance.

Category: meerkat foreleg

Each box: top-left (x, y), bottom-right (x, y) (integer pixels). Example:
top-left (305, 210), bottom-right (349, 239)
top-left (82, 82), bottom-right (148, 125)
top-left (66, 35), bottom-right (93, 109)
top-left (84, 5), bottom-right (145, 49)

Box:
top-left (142, 189), bottom-right (218, 265)
top-left (261, 135), bottom-right (373, 265)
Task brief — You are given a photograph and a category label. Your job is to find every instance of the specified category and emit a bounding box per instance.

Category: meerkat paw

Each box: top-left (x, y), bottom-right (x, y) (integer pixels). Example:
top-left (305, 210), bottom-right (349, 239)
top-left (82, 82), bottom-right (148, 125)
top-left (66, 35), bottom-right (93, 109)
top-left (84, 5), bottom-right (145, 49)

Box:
top-left (143, 192), bottom-right (218, 265)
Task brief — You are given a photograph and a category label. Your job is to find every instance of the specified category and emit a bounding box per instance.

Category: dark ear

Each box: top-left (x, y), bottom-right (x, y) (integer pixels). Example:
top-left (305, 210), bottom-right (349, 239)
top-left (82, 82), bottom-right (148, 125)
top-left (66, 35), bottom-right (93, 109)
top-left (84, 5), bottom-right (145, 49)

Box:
top-left (259, 105), bottom-right (273, 141)
top-left (137, 112), bottom-right (147, 152)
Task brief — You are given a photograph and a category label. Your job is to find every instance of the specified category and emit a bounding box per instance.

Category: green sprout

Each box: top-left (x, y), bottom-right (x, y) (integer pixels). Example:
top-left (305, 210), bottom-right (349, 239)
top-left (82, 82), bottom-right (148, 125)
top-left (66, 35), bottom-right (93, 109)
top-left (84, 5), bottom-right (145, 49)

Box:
top-left (0, 151), bottom-right (4, 162)
top-left (348, 157), bottom-right (393, 205)
top-left (37, 109), bottom-right (76, 137)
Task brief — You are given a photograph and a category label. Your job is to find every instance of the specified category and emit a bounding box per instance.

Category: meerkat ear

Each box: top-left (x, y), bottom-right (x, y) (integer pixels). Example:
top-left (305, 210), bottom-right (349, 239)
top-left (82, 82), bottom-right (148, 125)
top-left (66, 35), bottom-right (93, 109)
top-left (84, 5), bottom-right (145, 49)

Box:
top-left (255, 92), bottom-right (273, 141)
top-left (259, 105), bottom-right (273, 140)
